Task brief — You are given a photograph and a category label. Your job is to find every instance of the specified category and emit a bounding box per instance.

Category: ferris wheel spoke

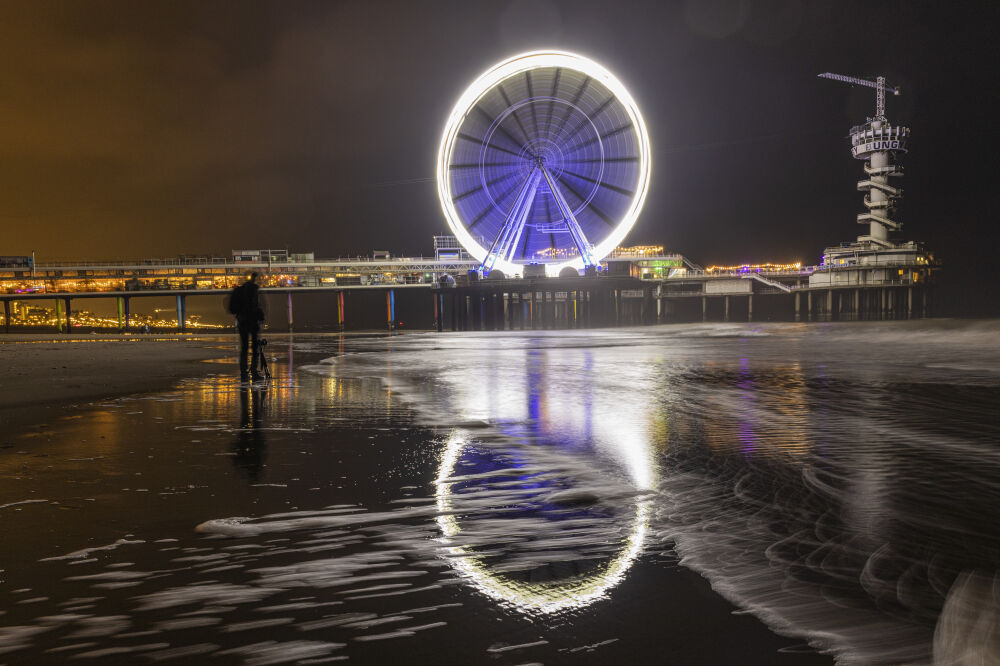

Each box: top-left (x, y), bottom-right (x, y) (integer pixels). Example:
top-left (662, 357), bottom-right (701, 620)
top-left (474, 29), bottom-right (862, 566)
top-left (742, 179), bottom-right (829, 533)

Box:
top-left (525, 71), bottom-right (540, 135)
top-left (458, 132), bottom-right (523, 159)
top-left (449, 161), bottom-right (519, 170)
top-left (551, 76), bottom-right (591, 138)
top-left (453, 169), bottom-right (523, 203)
top-left (564, 156), bottom-right (639, 164)
top-left (563, 122), bottom-right (634, 156)
top-left (555, 175), bottom-right (617, 228)
top-left (544, 68), bottom-right (562, 141)
top-left (540, 166), bottom-right (597, 268)
top-left (475, 106), bottom-right (526, 154)
top-left (561, 168), bottom-right (636, 197)
top-left (497, 84), bottom-right (533, 149)
top-left (562, 95), bottom-right (616, 146)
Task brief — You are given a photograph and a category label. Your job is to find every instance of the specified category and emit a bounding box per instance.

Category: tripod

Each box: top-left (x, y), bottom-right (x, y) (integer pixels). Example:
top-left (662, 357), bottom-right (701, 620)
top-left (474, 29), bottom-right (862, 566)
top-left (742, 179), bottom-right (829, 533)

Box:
top-left (254, 338), bottom-right (272, 381)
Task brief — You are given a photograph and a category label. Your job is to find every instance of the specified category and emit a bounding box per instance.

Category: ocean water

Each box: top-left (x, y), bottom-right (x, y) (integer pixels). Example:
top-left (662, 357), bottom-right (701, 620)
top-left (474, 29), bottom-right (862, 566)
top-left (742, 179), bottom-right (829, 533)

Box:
top-left (1, 320), bottom-right (998, 664)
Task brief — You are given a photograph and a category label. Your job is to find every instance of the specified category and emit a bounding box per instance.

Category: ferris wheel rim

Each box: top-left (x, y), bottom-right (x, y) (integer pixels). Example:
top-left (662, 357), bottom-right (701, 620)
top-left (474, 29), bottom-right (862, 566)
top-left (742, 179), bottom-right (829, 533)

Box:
top-left (437, 50), bottom-right (652, 276)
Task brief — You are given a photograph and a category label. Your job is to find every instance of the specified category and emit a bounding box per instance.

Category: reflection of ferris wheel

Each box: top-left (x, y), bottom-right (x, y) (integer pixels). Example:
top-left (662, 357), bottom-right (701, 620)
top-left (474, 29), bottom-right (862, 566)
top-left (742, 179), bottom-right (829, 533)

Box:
top-left (437, 51), bottom-right (651, 277)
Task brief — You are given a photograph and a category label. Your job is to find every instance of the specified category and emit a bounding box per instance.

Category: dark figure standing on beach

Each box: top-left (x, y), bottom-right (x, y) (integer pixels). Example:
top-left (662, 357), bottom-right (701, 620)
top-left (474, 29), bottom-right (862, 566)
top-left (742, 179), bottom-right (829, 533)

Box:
top-left (228, 272), bottom-right (265, 382)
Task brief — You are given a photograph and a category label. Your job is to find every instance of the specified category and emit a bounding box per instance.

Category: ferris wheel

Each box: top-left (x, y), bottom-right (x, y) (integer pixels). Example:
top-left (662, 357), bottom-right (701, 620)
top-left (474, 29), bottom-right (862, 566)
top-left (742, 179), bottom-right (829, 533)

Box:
top-left (437, 51), bottom-right (651, 277)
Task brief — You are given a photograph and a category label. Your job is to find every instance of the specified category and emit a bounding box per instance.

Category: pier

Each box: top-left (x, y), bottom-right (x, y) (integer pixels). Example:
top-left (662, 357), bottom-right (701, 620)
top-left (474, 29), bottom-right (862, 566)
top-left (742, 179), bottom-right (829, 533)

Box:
top-left (433, 276), bottom-right (657, 331)
top-left (0, 246), bottom-right (935, 333)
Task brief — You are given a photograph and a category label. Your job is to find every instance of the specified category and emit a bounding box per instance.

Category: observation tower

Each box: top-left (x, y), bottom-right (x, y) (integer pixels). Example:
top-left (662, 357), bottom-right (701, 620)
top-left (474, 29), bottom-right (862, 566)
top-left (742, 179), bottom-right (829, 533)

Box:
top-left (818, 73), bottom-right (909, 246)
top-left (437, 51), bottom-right (651, 277)
top-left (810, 73), bottom-right (935, 305)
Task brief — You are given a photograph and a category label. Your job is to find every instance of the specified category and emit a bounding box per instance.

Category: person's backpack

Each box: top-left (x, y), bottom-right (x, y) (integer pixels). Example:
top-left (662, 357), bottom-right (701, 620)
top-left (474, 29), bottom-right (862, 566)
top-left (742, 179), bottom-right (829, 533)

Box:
top-left (227, 284), bottom-right (245, 316)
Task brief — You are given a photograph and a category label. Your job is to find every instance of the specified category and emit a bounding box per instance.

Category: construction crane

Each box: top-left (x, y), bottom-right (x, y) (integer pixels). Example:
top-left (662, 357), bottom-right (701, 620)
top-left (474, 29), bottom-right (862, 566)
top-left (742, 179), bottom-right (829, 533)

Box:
top-left (817, 73), bottom-right (899, 121)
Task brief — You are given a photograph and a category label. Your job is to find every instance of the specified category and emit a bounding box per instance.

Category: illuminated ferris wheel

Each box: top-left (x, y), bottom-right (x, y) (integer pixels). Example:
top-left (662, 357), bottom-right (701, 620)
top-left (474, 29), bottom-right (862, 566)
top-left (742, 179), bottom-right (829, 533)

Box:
top-left (437, 51), bottom-right (651, 276)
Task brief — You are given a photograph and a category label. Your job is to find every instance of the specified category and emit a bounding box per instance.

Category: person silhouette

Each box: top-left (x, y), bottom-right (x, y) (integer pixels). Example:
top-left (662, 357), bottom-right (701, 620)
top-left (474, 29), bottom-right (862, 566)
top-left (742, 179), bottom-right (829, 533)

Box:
top-left (228, 272), bottom-right (266, 382)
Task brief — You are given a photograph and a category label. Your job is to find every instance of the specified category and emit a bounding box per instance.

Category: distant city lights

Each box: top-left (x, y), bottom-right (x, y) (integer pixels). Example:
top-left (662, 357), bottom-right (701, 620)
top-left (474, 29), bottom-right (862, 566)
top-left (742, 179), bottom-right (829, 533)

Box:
top-left (0, 301), bottom-right (222, 330)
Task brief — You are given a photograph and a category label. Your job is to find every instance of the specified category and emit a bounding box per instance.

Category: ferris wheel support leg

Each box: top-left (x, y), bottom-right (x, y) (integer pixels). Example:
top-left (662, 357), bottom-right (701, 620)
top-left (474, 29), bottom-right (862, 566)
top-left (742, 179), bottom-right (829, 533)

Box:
top-left (539, 166), bottom-right (597, 269)
top-left (481, 167), bottom-right (542, 276)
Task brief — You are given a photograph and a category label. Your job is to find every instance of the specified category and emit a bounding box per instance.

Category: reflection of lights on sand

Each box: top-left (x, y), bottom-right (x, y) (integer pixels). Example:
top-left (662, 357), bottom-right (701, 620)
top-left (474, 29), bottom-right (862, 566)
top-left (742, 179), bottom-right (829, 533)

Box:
top-left (434, 430), bottom-right (652, 614)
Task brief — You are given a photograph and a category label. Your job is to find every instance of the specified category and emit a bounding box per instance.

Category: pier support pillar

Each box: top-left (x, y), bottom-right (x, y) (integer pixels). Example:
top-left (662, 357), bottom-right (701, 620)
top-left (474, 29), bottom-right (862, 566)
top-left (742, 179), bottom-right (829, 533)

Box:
top-left (337, 291), bottom-right (345, 331)
top-left (807, 291), bottom-right (813, 322)
top-left (907, 287), bottom-right (913, 320)
top-left (854, 289), bottom-right (860, 321)
top-left (386, 290), bottom-right (395, 331)
top-left (724, 295), bottom-right (730, 322)
top-left (124, 296), bottom-right (131, 332)
top-left (176, 294), bottom-right (186, 332)
top-left (702, 296), bottom-right (708, 322)
top-left (4, 299), bottom-right (11, 333)
top-left (794, 292), bottom-right (801, 322)
top-left (748, 294), bottom-right (753, 322)
top-left (287, 293), bottom-right (294, 332)
top-left (65, 298), bottom-right (72, 332)
top-left (880, 288), bottom-right (887, 320)
top-left (116, 297), bottom-right (124, 331)
top-left (530, 289), bottom-right (537, 330)
top-left (827, 290), bottom-right (833, 323)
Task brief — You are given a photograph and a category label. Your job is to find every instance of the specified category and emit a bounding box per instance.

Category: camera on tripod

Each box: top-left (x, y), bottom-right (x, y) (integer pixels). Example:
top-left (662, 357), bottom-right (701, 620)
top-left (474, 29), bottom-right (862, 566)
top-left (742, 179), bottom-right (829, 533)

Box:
top-left (254, 337), bottom-right (272, 380)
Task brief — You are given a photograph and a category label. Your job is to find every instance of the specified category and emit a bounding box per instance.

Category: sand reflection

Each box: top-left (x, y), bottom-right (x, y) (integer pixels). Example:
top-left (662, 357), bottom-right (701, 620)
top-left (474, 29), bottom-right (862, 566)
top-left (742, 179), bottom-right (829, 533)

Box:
top-left (427, 346), bottom-right (656, 614)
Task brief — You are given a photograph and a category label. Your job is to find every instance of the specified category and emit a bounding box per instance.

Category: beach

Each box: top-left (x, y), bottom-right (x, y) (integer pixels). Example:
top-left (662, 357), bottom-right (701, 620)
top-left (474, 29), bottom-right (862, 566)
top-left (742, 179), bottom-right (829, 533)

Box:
top-left (1, 322), bottom-right (997, 664)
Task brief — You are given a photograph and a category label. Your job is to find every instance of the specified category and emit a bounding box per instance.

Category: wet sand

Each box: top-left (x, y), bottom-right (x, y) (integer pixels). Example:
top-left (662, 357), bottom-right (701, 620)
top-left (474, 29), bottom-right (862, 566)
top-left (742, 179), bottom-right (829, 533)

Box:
top-left (0, 335), bottom-right (233, 433)
top-left (0, 335), bottom-right (231, 408)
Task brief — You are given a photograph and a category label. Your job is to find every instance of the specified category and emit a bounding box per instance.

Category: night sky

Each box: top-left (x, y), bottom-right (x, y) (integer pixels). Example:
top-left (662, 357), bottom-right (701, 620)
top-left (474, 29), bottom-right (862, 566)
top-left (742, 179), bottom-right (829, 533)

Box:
top-left (2, 1), bottom-right (997, 313)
